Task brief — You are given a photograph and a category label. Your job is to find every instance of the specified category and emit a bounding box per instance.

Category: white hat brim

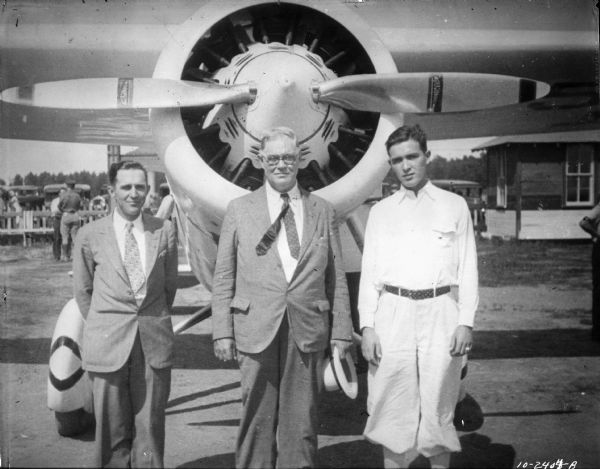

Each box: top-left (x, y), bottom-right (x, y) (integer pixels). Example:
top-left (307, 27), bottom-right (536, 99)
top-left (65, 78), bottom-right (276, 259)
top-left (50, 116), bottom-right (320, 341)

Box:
top-left (327, 347), bottom-right (358, 399)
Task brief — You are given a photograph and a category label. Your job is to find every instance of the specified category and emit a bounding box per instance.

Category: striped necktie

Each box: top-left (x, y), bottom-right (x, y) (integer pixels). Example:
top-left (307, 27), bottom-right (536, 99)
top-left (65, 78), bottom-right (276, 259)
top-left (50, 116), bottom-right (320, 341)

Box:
top-left (256, 193), bottom-right (300, 258)
top-left (281, 193), bottom-right (300, 259)
top-left (124, 222), bottom-right (145, 296)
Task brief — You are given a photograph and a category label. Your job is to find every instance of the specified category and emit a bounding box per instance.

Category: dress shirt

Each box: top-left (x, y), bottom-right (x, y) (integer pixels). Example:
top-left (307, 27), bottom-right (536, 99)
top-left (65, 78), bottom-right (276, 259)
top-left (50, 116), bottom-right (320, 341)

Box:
top-left (265, 182), bottom-right (304, 283)
top-left (50, 197), bottom-right (61, 216)
top-left (358, 181), bottom-right (478, 328)
top-left (113, 210), bottom-right (147, 276)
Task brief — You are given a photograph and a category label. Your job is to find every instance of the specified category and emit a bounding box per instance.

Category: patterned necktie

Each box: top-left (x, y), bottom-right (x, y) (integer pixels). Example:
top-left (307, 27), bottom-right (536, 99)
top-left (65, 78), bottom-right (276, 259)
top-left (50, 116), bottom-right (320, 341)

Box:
top-left (256, 193), bottom-right (300, 258)
top-left (124, 222), bottom-right (145, 294)
top-left (281, 193), bottom-right (300, 259)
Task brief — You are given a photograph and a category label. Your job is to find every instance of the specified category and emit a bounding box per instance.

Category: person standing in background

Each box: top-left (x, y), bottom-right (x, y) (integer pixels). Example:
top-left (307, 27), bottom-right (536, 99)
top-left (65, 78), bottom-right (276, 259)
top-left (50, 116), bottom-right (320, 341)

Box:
top-left (7, 189), bottom-right (22, 228)
top-left (579, 203), bottom-right (600, 342)
top-left (58, 180), bottom-right (82, 262)
top-left (50, 188), bottom-right (66, 261)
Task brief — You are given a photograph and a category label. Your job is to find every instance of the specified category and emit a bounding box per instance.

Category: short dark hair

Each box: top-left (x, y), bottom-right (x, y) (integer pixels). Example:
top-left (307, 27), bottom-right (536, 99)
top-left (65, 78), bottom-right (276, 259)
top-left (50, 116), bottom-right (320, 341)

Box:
top-left (385, 124), bottom-right (428, 154)
top-left (108, 161), bottom-right (148, 186)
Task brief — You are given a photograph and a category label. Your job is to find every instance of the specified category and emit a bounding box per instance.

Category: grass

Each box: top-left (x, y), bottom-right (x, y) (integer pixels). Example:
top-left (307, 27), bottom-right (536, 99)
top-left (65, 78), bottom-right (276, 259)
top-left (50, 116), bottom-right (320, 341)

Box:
top-left (1, 238), bottom-right (594, 290)
top-left (476, 238), bottom-right (592, 289)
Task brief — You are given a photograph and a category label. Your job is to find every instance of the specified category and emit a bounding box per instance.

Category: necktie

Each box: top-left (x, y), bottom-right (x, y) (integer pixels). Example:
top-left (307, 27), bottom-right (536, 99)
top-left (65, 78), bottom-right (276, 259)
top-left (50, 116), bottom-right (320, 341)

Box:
top-left (281, 193), bottom-right (300, 259)
top-left (255, 193), bottom-right (300, 259)
top-left (124, 222), bottom-right (145, 295)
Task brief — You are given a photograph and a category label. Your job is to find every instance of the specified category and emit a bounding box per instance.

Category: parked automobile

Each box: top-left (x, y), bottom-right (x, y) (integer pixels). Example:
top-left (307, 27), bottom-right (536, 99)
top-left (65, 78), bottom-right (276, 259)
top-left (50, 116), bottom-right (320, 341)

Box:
top-left (7, 185), bottom-right (45, 210)
top-left (43, 183), bottom-right (92, 210)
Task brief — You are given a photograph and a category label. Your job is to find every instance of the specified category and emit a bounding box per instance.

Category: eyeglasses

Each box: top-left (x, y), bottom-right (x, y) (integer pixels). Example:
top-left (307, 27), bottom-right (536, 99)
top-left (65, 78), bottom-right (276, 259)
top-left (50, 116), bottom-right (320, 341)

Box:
top-left (262, 153), bottom-right (298, 166)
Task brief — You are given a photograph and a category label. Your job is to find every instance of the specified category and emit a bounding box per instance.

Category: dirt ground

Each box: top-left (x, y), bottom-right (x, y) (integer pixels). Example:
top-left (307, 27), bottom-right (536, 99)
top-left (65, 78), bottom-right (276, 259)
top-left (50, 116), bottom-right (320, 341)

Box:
top-left (1, 240), bottom-right (599, 468)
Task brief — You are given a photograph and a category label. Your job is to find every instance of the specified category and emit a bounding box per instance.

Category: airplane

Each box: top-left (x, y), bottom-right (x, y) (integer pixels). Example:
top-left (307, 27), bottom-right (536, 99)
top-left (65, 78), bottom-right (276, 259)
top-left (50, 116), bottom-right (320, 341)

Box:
top-left (2, 0), bottom-right (598, 436)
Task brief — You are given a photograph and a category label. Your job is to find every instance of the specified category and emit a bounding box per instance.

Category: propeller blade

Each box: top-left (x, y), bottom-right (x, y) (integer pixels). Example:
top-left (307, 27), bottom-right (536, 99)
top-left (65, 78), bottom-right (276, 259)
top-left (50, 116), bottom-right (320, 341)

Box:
top-left (0, 78), bottom-right (256, 110)
top-left (312, 73), bottom-right (550, 114)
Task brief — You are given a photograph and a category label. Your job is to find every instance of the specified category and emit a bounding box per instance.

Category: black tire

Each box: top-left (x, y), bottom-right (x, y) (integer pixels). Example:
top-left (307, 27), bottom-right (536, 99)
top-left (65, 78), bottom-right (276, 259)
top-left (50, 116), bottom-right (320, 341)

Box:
top-left (55, 408), bottom-right (94, 437)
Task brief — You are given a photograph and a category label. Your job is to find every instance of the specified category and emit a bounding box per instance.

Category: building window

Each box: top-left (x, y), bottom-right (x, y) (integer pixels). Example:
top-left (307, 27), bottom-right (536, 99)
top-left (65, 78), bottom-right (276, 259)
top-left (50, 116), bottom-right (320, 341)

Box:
top-left (565, 144), bottom-right (594, 206)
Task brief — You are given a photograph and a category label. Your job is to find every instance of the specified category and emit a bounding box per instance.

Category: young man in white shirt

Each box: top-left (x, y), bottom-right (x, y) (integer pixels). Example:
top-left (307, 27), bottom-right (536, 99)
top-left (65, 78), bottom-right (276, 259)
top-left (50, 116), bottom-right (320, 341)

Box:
top-left (359, 124), bottom-right (479, 469)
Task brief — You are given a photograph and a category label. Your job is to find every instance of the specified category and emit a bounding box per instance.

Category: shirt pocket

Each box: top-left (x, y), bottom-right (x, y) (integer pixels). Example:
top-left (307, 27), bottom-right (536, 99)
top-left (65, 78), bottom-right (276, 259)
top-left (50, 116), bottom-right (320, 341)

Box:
top-left (431, 221), bottom-right (456, 248)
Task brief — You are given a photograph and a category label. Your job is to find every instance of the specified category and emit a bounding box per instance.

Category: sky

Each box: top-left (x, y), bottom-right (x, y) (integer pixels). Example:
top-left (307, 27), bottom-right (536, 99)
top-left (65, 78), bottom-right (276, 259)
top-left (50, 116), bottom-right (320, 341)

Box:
top-left (1, 139), bottom-right (128, 181)
top-left (1, 136), bottom-right (490, 183)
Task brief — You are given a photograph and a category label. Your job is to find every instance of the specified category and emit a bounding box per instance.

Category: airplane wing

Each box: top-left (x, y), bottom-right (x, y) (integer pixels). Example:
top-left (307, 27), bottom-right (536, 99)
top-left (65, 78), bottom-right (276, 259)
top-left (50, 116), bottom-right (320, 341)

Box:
top-left (1, 0), bottom-right (597, 144)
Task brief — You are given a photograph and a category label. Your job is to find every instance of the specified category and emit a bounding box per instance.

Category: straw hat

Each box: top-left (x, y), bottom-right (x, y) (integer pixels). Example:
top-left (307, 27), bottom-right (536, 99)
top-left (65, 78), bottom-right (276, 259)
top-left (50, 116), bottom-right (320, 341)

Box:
top-left (322, 347), bottom-right (358, 399)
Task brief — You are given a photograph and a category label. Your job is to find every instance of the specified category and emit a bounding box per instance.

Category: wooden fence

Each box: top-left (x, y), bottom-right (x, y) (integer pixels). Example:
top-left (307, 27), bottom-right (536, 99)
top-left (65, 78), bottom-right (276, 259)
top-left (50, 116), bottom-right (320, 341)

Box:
top-left (0, 210), bottom-right (108, 246)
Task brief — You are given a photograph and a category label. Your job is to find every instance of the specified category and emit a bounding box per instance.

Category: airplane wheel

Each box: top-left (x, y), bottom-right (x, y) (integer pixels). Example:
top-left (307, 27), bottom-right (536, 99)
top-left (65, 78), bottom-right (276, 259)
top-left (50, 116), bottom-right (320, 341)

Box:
top-left (55, 408), bottom-right (94, 437)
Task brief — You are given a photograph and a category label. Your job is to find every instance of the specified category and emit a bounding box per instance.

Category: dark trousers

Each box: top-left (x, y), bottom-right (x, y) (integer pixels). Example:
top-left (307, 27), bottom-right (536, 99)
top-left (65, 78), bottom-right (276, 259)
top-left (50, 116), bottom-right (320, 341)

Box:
top-left (592, 242), bottom-right (600, 340)
top-left (89, 334), bottom-right (171, 468)
top-left (236, 315), bottom-right (323, 469)
top-left (52, 216), bottom-right (62, 260)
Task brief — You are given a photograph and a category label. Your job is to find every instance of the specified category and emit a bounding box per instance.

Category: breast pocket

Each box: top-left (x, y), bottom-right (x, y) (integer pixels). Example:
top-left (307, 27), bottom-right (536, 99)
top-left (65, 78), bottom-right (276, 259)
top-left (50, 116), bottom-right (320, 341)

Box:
top-left (431, 223), bottom-right (456, 265)
top-left (431, 223), bottom-right (456, 247)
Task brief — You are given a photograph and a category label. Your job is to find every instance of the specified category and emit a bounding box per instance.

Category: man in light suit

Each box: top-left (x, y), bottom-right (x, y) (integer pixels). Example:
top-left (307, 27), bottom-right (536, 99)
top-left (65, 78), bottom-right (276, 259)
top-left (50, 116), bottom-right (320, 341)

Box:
top-left (212, 127), bottom-right (353, 469)
top-left (73, 161), bottom-right (178, 468)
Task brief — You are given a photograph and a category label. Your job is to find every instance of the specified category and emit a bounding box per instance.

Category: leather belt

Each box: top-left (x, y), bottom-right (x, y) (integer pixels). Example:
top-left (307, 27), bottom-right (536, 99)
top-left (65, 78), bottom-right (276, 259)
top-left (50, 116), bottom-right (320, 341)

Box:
top-left (383, 284), bottom-right (451, 300)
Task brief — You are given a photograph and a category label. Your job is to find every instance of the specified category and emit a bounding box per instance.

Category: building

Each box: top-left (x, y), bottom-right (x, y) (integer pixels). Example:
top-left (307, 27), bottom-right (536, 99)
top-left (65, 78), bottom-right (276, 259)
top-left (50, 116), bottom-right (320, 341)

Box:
top-left (473, 130), bottom-right (600, 240)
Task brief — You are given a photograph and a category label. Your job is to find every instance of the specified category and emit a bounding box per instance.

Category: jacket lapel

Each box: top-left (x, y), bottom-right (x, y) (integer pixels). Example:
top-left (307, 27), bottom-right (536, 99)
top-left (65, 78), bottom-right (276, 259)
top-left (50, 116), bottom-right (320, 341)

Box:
top-left (251, 185), bottom-right (288, 277)
top-left (98, 215), bottom-right (130, 285)
top-left (247, 186), bottom-right (272, 236)
top-left (296, 189), bottom-right (320, 262)
top-left (143, 214), bottom-right (161, 276)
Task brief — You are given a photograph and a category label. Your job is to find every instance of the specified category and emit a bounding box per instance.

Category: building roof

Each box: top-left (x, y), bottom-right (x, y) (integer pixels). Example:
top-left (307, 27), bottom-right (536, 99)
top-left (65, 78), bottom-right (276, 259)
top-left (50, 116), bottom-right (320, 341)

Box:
top-left (472, 129), bottom-right (600, 151)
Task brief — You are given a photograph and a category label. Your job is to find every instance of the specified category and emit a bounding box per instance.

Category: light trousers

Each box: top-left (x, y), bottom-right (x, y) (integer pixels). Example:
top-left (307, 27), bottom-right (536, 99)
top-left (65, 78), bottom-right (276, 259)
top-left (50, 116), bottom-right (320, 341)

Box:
top-left (364, 293), bottom-right (462, 458)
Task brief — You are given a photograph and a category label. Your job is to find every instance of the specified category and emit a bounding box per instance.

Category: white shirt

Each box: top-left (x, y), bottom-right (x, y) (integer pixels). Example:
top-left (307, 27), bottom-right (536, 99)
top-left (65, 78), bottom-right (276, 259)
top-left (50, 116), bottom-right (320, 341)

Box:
top-left (50, 196), bottom-right (61, 216)
top-left (358, 181), bottom-right (479, 328)
top-left (113, 210), bottom-right (147, 276)
top-left (265, 182), bottom-right (304, 283)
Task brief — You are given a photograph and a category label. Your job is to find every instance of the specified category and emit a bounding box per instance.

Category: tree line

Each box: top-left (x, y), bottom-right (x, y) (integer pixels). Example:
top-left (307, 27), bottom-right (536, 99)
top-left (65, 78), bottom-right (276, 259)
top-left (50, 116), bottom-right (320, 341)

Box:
top-left (3, 171), bottom-right (109, 196)
top-left (383, 154), bottom-right (483, 188)
top-left (3, 154), bottom-right (482, 197)
top-left (3, 171), bottom-right (168, 197)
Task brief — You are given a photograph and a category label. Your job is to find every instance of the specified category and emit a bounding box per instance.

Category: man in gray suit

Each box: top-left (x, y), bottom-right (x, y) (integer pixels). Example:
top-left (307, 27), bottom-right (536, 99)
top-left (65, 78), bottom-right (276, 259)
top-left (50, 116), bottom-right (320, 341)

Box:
top-left (212, 127), bottom-right (353, 469)
top-left (73, 161), bottom-right (178, 468)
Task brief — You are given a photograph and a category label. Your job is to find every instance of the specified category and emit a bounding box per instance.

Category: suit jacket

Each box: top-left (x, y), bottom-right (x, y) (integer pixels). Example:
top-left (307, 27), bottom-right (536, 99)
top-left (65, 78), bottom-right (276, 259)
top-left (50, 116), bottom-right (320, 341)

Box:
top-left (73, 213), bottom-right (178, 373)
top-left (212, 185), bottom-right (352, 354)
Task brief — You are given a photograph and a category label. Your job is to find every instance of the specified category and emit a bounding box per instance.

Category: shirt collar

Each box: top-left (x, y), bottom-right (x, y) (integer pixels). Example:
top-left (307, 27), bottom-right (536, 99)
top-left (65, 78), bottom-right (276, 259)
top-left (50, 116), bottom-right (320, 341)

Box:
top-left (395, 180), bottom-right (436, 203)
top-left (265, 181), bottom-right (301, 203)
top-left (113, 209), bottom-right (144, 232)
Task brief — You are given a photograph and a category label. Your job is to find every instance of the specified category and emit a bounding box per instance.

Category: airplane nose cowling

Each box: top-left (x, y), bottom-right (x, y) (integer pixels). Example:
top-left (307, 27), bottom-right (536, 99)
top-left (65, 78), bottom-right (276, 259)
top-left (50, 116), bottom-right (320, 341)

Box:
top-left (150, 0), bottom-right (397, 289)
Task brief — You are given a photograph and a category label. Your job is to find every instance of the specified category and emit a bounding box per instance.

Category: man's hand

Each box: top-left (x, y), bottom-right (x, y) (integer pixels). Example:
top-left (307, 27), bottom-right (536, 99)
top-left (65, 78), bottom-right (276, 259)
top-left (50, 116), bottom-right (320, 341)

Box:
top-left (214, 338), bottom-right (237, 362)
top-left (450, 325), bottom-right (473, 356)
top-left (360, 327), bottom-right (382, 366)
top-left (331, 339), bottom-right (352, 358)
